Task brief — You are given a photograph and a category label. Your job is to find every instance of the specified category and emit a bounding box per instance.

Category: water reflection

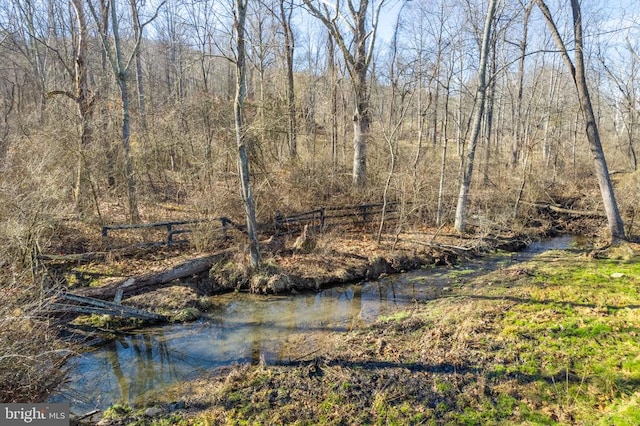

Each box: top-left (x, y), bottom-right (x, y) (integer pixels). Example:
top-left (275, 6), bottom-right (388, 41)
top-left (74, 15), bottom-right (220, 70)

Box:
top-left (55, 280), bottom-right (428, 413)
top-left (54, 236), bottom-right (579, 414)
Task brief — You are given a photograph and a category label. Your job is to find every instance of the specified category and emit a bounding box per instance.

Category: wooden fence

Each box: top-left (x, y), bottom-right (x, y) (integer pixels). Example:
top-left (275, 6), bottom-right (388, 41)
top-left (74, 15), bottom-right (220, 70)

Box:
top-left (274, 202), bottom-right (403, 234)
top-left (100, 202), bottom-right (404, 247)
top-left (101, 217), bottom-right (238, 247)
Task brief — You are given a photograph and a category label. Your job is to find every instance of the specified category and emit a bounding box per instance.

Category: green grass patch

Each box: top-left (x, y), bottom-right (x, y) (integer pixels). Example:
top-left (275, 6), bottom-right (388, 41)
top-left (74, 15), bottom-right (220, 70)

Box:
top-left (148, 245), bottom-right (640, 426)
top-left (378, 310), bottom-right (411, 323)
top-left (487, 249), bottom-right (640, 424)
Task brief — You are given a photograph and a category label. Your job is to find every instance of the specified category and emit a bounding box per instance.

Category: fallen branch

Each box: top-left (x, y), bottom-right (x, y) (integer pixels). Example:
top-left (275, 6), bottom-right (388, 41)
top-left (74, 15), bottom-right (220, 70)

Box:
top-left (43, 292), bottom-right (167, 321)
top-left (74, 251), bottom-right (231, 301)
top-left (38, 252), bottom-right (107, 262)
top-left (524, 202), bottom-right (606, 217)
top-left (406, 239), bottom-right (475, 252)
top-left (74, 410), bottom-right (101, 421)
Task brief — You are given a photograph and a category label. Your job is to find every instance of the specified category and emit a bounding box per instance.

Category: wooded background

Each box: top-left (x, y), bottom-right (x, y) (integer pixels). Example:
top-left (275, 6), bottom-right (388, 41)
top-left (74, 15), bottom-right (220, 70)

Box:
top-left (1, 0), bottom-right (640, 265)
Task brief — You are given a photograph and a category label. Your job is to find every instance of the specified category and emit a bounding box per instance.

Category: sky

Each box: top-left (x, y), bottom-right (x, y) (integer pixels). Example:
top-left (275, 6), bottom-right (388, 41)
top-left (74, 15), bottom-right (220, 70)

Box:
top-left (375, 0), bottom-right (640, 46)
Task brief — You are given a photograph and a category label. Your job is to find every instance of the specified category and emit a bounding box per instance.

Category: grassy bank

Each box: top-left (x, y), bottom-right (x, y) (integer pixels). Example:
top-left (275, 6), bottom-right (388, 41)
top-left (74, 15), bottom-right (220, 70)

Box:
top-left (104, 243), bottom-right (640, 425)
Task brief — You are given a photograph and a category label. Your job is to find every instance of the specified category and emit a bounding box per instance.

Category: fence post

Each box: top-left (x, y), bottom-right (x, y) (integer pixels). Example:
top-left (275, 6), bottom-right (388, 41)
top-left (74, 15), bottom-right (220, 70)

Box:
top-left (361, 205), bottom-right (369, 223)
top-left (274, 211), bottom-right (283, 235)
top-left (221, 217), bottom-right (229, 239)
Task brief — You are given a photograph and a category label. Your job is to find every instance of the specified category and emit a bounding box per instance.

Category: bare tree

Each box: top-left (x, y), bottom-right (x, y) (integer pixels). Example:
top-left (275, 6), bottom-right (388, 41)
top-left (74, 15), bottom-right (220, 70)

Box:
top-left (234, 0), bottom-right (261, 268)
top-left (304, 0), bottom-right (385, 187)
top-left (183, 0), bottom-right (219, 93)
top-left (377, 6), bottom-right (411, 244)
top-left (88, 0), bottom-right (165, 223)
top-left (279, 0), bottom-right (297, 158)
top-left (45, 0), bottom-right (94, 216)
top-left (600, 40), bottom-right (640, 171)
top-left (248, 2), bottom-right (271, 151)
top-left (511, 0), bottom-right (533, 168)
top-left (70, 0), bottom-right (94, 216)
top-left (454, 0), bottom-right (498, 233)
top-left (10, 0), bottom-right (50, 124)
top-left (129, 0), bottom-right (148, 139)
top-left (0, 80), bottom-right (15, 163)
top-left (327, 28), bottom-right (339, 167)
top-left (535, 0), bottom-right (625, 242)
top-left (154, 1), bottom-right (187, 100)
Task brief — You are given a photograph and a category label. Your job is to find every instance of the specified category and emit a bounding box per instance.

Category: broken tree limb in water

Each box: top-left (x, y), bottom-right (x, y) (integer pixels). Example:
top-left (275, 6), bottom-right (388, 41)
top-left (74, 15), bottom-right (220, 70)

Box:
top-left (45, 293), bottom-right (167, 321)
top-left (74, 251), bottom-right (230, 301)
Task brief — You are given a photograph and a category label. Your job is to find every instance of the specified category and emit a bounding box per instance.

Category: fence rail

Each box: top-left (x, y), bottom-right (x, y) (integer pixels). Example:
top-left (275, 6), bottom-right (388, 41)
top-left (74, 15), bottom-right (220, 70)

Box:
top-left (101, 217), bottom-right (237, 246)
top-left (275, 202), bottom-right (404, 233)
top-left (99, 202), bottom-right (405, 248)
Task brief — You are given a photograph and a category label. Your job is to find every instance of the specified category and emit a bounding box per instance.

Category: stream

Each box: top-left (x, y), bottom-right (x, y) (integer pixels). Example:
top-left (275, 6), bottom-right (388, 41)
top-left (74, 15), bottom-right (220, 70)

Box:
top-left (51, 235), bottom-right (580, 415)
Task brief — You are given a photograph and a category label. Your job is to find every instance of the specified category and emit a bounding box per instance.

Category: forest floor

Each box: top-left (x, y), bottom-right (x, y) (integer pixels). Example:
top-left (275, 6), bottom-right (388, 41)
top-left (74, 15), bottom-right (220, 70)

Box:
top-left (85, 237), bottom-right (640, 426)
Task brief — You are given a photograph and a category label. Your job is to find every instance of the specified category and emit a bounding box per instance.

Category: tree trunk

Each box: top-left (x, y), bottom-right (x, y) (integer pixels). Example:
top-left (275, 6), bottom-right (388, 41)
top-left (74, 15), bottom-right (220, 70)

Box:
top-left (436, 124), bottom-right (448, 226)
top-left (304, 0), bottom-right (384, 188)
top-left (352, 107), bottom-right (368, 187)
top-left (454, 0), bottom-right (497, 233)
top-left (535, 0), bottom-right (625, 242)
top-left (75, 253), bottom-right (229, 300)
top-left (111, 0), bottom-right (140, 223)
top-left (98, 0), bottom-right (116, 189)
top-left (87, 0), bottom-right (142, 223)
top-left (234, 0), bottom-right (260, 268)
top-left (413, 70), bottom-right (426, 170)
top-left (280, 0), bottom-right (297, 159)
top-left (511, 1), bottom-right (533, 168)
top-left (327, 31), bottom-right (338, 168)
top-left (482, 42), bottom-right (497, 186)
top-left (70, 0), bottom-right (94, 217)
top-left (352, 16), bottom-right (370, 188)
top-left (130, 0), bottom-right (148, 141)
top-left (118, 75), bottom-right (140, 223)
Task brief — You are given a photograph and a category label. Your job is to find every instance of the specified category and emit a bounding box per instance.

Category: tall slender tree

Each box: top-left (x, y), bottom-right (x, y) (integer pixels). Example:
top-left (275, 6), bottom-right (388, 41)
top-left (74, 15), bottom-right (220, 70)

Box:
top-left (327, 28), bottom-right (339, 167)
top-left (454, 0), bottom-right (498, 233)
top-left (511, 0), bottom-right (533, 168)
top-left (129, 0), bottom-right (148, 140)
top-left (304, 0), bottom-right (386, 187)
top-left (233, 0), bottom-right (261, 268)
top-left (279, 0), bottom-right (297, 159)
top-left (47, 0), bottom-right (94, 216)
top-left (535, 0), bottom-right (625, 242)
top-left (88, 0), bottom-right (165, 223)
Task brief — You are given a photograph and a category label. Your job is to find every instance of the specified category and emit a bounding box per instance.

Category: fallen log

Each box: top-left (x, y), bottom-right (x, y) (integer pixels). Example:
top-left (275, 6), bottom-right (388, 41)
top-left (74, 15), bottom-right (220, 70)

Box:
top-left (407, 239), bottom-right (474, 252)
top-left (75, 251), bottom-right (231, 301)
top-left (525, 202), bottom-right (606, 218)
top-left (46, 293), bottom-right (167, 321)
top-left (38, 252), bottom-right (108, 263)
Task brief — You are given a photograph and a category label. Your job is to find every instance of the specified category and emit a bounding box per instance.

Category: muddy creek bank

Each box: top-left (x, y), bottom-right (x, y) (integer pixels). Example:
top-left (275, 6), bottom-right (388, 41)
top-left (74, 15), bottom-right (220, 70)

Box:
top-left (52, 236), bottom-right (581, 415)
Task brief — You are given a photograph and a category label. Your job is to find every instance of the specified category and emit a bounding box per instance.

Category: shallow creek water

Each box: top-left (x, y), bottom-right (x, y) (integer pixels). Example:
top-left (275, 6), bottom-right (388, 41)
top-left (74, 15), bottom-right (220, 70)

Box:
top-left (52, 235), bottom-right (580, 414)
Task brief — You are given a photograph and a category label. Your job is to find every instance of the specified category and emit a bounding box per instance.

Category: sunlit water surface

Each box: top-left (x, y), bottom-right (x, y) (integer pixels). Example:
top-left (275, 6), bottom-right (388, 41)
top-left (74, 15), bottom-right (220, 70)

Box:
top-left (52, 236), bottom-right (580, 414)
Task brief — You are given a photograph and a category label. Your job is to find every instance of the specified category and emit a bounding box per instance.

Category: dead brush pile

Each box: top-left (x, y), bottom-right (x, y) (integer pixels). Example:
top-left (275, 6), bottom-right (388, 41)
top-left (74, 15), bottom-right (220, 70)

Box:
top-left (0, 144), bottom-right (73, 402)
top-left (0, 229), bottom-right (71, 402)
